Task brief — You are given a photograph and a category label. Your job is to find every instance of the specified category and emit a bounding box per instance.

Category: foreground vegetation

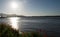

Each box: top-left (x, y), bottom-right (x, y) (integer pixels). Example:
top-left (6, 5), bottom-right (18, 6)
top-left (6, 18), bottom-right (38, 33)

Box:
top-left (0, 23), bottom-right (47, 37)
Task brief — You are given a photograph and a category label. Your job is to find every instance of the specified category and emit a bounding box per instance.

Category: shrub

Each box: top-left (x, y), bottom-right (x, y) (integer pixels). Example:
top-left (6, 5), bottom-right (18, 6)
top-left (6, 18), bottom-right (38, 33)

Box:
top-left (0, 23), bottom-right (20, 37)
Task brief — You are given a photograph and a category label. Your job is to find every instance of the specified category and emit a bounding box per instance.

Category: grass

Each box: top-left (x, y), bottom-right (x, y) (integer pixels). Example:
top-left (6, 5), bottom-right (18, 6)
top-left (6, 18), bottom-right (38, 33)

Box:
top-left (0, 23), bottom-right (47, 37)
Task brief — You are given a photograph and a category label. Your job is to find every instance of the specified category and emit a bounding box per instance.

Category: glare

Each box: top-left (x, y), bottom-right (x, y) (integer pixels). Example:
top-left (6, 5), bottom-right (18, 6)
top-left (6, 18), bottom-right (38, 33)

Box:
top-left (10, 2), bottom-right (18, 9)
top-left (8, 0), bottom-right (24, 15)
top-left (9, 17), bottom-right (19, 30)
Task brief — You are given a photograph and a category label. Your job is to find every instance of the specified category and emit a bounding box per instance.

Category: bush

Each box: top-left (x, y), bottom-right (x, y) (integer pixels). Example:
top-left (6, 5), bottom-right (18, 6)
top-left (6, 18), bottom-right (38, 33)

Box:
top-left (0, 23), bottom-right (44, 37)
top-left (0, 23), bottom-right (20, 37)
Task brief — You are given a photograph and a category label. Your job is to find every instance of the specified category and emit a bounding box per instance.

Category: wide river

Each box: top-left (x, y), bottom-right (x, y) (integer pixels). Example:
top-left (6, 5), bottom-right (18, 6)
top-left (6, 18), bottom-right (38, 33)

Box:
top-left (0, 17), bottom-right (60, 37)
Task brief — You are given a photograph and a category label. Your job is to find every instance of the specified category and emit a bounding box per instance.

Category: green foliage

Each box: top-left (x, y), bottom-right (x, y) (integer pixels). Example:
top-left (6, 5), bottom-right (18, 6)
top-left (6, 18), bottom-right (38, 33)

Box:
top-left (0, 23), bottom-right (44, 37)
top-left (0, 23), bottom-right (20, 37)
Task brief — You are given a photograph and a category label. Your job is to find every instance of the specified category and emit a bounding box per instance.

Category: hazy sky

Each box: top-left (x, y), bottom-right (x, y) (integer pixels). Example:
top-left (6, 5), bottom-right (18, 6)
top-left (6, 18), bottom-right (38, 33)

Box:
top-left (0, 0), bottom-right (60, 16)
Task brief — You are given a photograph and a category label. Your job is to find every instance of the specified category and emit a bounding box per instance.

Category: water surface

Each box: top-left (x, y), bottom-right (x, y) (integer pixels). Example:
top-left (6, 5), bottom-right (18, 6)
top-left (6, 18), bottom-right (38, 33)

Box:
top-left (0, 17), bottom-right (60, 37)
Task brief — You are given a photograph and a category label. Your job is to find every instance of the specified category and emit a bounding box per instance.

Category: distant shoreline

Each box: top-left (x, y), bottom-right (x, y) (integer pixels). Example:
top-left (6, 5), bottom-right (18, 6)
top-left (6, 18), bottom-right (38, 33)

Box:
top-left (0, 16), bottom-right (60, 18)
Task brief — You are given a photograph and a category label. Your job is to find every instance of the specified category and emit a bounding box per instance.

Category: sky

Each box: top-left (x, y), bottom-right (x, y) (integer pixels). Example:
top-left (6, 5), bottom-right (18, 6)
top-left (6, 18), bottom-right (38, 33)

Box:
top-left (0, 0), bottom-right (60, 16)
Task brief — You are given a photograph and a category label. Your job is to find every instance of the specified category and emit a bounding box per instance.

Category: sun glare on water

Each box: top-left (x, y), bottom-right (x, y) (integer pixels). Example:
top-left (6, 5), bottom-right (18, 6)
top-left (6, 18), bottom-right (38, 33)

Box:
top-left (8, 17), bottom-right (19, 30)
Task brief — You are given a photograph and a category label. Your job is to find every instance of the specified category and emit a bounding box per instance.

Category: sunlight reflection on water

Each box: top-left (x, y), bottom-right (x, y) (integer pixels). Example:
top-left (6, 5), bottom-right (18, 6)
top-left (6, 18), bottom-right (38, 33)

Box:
top-left (8, 17), bottom-right (20, 30)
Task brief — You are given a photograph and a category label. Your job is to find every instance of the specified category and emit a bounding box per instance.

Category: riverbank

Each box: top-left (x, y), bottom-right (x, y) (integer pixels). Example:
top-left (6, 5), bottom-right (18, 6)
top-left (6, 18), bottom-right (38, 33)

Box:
top-left (0, 23), bottom-right (48, 37)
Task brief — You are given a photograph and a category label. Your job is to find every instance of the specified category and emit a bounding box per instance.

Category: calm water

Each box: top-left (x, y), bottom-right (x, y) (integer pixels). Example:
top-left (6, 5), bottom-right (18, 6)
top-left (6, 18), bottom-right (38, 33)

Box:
top-left (0, 17), bottom-right (60, 37)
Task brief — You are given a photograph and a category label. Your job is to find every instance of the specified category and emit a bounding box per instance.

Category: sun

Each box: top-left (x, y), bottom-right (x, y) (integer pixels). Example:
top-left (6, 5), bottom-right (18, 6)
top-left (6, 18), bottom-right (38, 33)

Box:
top-left (10, 1), bottom-right (18, 9)
top-left (9, 0), bottom-right (24, 15)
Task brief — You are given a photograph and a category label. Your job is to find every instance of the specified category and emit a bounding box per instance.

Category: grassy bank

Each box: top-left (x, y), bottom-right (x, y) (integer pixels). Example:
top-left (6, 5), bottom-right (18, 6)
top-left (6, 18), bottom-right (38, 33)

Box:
top-left (0, 23), bottom-right (48, 37)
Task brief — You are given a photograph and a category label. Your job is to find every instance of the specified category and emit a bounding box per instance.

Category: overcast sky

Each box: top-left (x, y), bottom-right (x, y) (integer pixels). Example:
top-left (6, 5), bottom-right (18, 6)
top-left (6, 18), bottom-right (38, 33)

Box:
top-left (0, 0), bottom-right (60, 16)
